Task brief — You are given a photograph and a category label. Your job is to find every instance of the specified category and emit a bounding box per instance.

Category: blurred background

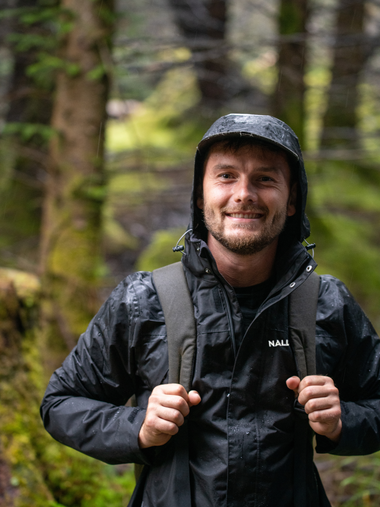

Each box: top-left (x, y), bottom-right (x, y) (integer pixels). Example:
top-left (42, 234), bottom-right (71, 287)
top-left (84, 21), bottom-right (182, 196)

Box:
top-left (0, 0), bottom-right (380, 505)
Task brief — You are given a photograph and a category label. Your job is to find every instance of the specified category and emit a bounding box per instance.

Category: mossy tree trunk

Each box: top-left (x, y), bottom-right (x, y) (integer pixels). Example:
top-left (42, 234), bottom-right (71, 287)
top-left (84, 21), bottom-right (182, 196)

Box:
top-left (0, 269), bottom-right (55, 507)
top-left (272, 0), bottom-right (309, 147)
top-left (320, 0), bottom-right (367, 149)
top-left (39, 0), bottom-right (114, 347)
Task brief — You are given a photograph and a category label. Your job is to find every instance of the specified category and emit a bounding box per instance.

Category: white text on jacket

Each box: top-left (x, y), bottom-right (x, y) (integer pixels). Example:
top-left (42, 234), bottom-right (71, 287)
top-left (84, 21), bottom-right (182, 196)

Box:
top-left (268, 340), bottom-right (289, 347)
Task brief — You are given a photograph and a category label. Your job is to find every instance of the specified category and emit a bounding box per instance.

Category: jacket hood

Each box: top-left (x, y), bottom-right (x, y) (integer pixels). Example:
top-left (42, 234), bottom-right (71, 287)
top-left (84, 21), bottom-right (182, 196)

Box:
top-left (191, 113), bottom-right (310, 244)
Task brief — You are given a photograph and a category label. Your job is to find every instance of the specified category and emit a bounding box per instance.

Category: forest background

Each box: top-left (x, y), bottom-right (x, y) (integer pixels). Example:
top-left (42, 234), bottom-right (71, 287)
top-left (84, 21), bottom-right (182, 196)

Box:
top-left (1, 0), bottom-right (380, 505)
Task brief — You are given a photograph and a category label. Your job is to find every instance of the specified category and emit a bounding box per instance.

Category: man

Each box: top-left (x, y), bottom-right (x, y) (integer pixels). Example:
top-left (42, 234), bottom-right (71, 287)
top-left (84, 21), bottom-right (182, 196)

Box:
top-left (41, 114), bottom-right (380, 507)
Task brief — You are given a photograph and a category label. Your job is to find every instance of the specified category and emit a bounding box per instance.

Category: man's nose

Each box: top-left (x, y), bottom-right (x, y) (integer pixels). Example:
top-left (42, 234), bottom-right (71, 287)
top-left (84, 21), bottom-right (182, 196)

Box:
top-left (233, 178), bottom-right (257, 203)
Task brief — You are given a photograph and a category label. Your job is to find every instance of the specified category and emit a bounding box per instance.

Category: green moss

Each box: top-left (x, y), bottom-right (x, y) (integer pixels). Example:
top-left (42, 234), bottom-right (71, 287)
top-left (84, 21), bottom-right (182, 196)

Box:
top-left (0, 269), bottom-right (136, 506)
top-left (0, 274), bottom-right (57, 506)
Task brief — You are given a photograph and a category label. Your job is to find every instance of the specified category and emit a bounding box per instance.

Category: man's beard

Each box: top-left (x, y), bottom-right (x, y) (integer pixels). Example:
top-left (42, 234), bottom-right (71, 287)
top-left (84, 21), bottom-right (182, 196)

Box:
top-left (203, 204), bottom-right (288, 256)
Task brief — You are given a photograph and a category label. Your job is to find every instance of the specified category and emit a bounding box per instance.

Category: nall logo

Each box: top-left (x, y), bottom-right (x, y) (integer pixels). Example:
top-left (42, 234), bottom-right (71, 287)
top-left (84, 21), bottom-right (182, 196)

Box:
top-left (268, 340), bottom-right (289, 347)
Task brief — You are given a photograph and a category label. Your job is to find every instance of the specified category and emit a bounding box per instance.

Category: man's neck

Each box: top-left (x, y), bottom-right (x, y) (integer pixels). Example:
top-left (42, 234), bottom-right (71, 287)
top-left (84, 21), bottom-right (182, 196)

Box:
top-left (207, 234), bottom-right (278, 287)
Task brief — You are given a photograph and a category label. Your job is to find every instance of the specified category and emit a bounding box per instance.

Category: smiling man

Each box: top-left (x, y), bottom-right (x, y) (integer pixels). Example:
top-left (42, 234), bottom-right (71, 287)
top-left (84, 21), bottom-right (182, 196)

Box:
top-left (41, 114), bottom-right (380, 507)
top-left (197, 140), bottom-right (297, 285)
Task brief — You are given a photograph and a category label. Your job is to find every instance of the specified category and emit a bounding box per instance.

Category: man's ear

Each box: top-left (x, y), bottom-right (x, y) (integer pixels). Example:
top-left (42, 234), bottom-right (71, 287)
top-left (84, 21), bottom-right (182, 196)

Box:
top-left (197, 195), bottom-right (204, 210)
top-left (287, 182), bottom-right (297, 217)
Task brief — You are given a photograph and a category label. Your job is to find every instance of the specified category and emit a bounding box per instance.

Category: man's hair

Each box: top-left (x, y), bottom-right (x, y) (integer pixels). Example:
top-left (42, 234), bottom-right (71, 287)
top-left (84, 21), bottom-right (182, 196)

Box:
top-left (203, 137), bottom-right (297, 181)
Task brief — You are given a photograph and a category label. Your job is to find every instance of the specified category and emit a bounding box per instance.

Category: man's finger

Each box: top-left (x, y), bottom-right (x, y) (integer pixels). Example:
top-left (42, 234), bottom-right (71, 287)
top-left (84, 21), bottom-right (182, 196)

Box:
top-left (188, 390), bottom-right (201, 407)
top-left (286, 376), bottom-right (300, 395)
top-left (297, 377), bottom-right (339, 407)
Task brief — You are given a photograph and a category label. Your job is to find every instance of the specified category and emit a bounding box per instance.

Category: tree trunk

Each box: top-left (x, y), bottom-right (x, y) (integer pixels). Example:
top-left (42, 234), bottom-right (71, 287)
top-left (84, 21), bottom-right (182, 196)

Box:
top-left (272, 0), bottom-right (309, 147)
top-left (168, 0), bottom-right (237, 109)
top-left (39, 0), bottom-right (114, 343)
top-left (320, 0), bottom-right (367, 149)
top-left (0, 0), bottom-right (55, 269)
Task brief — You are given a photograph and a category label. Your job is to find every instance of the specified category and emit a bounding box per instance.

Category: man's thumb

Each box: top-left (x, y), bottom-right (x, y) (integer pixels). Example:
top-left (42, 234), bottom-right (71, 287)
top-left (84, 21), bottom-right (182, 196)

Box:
top-left (286, 376), bottom-right (300, 395)
top-left (188, 390), bottom-right (201, 407)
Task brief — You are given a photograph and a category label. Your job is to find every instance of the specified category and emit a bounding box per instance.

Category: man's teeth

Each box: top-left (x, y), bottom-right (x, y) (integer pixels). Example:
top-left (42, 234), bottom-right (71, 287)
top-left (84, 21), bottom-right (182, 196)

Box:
top-left (229, 213), bottom-right (261, 218)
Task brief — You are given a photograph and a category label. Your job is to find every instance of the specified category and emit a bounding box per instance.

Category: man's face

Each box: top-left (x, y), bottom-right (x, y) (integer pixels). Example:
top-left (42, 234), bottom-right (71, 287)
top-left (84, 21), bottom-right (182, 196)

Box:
top-left (197, 143), bottom-right (297, 256)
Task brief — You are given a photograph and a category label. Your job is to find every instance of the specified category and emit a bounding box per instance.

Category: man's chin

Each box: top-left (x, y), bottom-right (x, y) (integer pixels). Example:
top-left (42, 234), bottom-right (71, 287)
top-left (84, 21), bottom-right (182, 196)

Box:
top-left (211, 231), bottom-right (277, 256)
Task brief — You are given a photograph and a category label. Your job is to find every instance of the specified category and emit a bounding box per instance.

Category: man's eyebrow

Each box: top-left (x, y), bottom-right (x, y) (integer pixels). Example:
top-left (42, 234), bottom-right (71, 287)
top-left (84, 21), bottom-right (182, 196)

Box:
top-left (211, 163), bottom-right (282, 173)
top-left (211, 163), bottom-right (236, 170)
top-left (254, 166), bottom-right (282, 173)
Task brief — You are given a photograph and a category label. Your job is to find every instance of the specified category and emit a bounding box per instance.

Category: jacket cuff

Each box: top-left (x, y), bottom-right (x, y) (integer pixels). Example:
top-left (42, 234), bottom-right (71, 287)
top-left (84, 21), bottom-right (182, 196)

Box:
top-left (315, 403), bottom-right (348, 454)
top-left (315, 401), bottom-right (379, 455)
top-left (123, 408), bottom-right (155, 465)
top-left (315, 434), bottom-right (339, 453)
top-left (125, 407), bottom-right (169, 466)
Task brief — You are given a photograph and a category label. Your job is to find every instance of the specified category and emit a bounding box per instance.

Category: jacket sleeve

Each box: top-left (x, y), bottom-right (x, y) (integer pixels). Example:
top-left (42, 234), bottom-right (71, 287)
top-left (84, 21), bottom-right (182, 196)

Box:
top-left (315, 275), bottom-right (380, 456)
top-left (40, 273), bottom-right (159, 466)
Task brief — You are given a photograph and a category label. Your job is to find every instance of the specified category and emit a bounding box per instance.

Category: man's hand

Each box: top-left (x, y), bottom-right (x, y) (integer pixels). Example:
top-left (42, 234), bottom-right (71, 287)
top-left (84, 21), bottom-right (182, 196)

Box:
top-left (286, 375), bottom-right (342, 442)
top-left (138, 384), bottom-right (201, 449)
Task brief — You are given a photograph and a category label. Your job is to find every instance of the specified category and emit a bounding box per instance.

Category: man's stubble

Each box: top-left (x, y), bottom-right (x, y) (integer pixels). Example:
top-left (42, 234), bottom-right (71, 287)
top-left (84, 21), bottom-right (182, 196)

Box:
top-left (202, 204), bottom-right (288, 256)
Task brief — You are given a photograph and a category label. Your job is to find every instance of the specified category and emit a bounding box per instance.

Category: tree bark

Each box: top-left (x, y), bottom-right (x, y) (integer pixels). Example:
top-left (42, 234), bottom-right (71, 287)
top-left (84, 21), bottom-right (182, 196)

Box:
top-left (0, 0), bottom-right (55, 269)
top-left (168, 0), bottom-right (235, 108)
top-left (272, 0), bottom-right (309, 147)
top-left (39, 0), bottom-right (114, 341)
top-left (320, 0), bottom-right (367, 149)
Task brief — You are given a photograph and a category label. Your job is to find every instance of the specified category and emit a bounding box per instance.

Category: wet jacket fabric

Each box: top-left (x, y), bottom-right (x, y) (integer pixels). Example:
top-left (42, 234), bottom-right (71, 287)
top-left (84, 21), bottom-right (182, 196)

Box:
top-left (40, 238), bottom-right (380, 507)
top-left (41, 114), bottom-right (380, 506)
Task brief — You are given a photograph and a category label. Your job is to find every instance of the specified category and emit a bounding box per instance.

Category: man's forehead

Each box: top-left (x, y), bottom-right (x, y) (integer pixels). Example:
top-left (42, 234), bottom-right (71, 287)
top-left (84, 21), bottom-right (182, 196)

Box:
top-left (207, 139), bottom-right (286, 155)
top-left (205, 141), bottom-right (290, 167)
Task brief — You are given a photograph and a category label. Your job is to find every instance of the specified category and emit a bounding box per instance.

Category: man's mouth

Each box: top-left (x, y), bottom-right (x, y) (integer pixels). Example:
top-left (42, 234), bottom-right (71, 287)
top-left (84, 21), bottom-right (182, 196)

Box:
top-left (226, 212), bottom-right (264, 219)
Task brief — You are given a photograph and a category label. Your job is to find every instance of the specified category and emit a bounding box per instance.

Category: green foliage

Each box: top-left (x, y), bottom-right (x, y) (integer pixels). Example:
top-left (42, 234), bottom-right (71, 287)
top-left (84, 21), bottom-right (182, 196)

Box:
top-left (136, 228), bottom-right (186, 271)
top-left (316, 453), bottom-right (380, 506)
top-left (279, 1), bottom-right (304, 34)
top-left (304, 65), bottom-right (331, 151)
top-left (39, 444), bottom-right (135, 507)
top-left (27, 55), bottom-right (81, 84)
top-left (306, 159), bottom-right (380, 332)
top-left (7, 32), bottom-right (57, 52)
top-left (87, 63), bottom-right (108, 81)
top-left (107, 67), bottom-right (202, 157)
top-left (3, 122), bottom-right (56, 142)
top-left (339, 454), bottom-right (380, 506)
top-left (71, 174), bottom-right (107, 203)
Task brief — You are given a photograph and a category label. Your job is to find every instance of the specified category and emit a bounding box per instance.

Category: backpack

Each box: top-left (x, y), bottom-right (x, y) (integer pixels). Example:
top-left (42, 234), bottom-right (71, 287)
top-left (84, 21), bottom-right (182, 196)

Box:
top-left (129, 262), bottom-right (321, 507)
top-left (153, 261), bottom-right (319, 387)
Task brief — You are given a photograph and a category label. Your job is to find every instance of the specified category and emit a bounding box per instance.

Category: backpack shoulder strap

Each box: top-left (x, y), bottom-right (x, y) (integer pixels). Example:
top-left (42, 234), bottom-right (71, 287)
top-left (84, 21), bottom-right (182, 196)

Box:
top-left (132, 262), bottom-right (195, 500)
top-left (289, 270), bottom-right (321, 507)
top-left (149, 262), bottom-right (195, 507)
top-left (289, 270), bottom-right (320, 378)
top-left (152, 261), bottom-right (196, 392)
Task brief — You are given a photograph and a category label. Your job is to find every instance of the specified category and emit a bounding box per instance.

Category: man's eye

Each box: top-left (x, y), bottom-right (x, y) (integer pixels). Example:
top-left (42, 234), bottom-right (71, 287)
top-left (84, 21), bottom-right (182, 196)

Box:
top-left (220, 173), bottom-right (232, 179)
top-left (260, 176), bottom-right (273, 182)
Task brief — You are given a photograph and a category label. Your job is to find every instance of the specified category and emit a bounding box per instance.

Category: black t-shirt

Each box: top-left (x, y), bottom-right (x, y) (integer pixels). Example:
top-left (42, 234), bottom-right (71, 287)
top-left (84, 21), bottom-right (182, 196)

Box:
top-left (234, 277), bottom-right (274, 339)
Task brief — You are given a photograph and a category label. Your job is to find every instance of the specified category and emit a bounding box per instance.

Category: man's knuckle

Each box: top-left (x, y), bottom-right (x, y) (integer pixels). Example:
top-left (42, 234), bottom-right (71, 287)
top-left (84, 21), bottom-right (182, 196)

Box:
top-left (172, 410), bottom-right (183, 424)
top-left (306, 399), bottom-right (317, 412)
top-left (167, 422), bottom-right (179, 435)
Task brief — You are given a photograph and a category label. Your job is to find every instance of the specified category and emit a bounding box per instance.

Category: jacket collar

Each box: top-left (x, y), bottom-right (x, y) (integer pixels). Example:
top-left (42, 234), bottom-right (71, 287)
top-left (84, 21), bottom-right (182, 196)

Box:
top-left (183, 230), bottom-right (316, 299)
